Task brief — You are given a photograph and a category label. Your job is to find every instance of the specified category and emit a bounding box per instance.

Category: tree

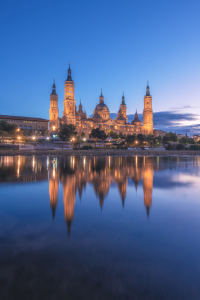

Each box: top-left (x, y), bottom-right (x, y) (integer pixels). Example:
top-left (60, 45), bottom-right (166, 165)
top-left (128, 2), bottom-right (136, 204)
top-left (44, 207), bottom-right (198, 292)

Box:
top-left (0, 121), bottom-right (18, 144)
top-left (72, 135), bottom-right (81, 149)
top-left (163, 134), bottom-right (169, 144)
top-left (137, 133), bottom-right (145, 144)
top-left (156, 135), bottom-right (162, 143)
top-left (179, 137), bottom-right (187, 144)
top-left (168, 132), bottom-right (178, 142)
top-left (80, 131), bottom-right (86, 138)
top-left (176, 143), bottom-right (185, 150)
top-left (126, 134), bottom-right (136, 146)
top-left (107, 130), bottom-right (118, 139)
top-left (89, 128), bottom-right (107, 147)
top-left (59, 124), bottom-right (77, 141)
top-left (119, 132), bottom-right (125, 139)
top-left (0, 120), bottom-right (17, 133)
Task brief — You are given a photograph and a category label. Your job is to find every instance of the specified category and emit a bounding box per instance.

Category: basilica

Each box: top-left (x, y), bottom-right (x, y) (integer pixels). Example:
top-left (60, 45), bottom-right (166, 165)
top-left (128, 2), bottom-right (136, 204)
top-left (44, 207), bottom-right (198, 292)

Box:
top-left (49, 64), bottom-right (153, 137)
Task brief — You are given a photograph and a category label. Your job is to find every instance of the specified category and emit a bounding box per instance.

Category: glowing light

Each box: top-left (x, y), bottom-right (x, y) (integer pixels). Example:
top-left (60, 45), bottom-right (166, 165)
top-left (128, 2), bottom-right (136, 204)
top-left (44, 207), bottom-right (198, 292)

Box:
top-left (18, 136), bottom-right (21, 140)
top-left (83, 138), bottom-right (86, 141)
top-left (32, 136), bottom-right (35, 140)
top-left (83, 156), bottom-right (86, 169)
top-left (32, 156), bottom-right (35, 170)
top-left (53, 126), bottom-right (55, 131)
top-left (47, 156), bottom-right (49, 170)
top-left (46, 137), bottom-right (50, 140)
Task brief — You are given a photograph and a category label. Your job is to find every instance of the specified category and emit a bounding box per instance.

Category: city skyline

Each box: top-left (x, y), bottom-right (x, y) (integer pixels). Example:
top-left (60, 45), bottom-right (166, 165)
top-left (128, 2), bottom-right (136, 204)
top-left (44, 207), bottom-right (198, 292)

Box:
top-left (0, 0), bottom-right (200, 135)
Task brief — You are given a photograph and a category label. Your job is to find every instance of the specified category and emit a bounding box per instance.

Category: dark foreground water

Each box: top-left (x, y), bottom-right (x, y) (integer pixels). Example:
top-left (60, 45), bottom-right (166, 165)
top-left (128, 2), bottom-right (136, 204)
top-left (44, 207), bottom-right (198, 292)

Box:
top-left (0, 155), bottom-right (200, 300)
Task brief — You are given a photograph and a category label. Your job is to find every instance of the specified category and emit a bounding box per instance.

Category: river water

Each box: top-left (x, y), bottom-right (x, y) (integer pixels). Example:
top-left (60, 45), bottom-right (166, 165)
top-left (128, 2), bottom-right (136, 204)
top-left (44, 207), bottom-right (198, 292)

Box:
top-left (0, 155), bottom-right (200, 300)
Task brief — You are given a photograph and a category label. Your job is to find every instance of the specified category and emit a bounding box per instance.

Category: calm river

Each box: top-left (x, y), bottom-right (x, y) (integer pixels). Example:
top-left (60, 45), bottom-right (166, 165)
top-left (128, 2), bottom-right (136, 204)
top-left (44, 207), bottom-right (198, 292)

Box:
top-left (0, 155), bottom-right (200, 300)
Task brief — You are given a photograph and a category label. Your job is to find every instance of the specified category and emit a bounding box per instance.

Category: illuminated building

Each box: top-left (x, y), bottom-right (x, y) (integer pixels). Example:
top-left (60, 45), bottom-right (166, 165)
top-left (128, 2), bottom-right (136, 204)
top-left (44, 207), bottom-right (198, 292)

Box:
top-left (0, 115), bottom-right (48, 134)
top-left (49, 63), bottom-right (153, 136)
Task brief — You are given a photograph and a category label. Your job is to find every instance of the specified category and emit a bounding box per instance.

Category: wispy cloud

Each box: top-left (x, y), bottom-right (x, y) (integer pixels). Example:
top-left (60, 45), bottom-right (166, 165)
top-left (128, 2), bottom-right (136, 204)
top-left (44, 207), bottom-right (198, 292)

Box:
top-left (169, 105), bottom-right (198, 110)
top-left (93, 111), bottom-right (200, 136)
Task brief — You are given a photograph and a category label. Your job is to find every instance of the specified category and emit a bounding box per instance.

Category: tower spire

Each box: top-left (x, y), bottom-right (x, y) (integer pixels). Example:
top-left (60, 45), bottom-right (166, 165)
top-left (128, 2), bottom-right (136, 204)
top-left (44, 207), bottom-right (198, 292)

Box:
top-left (66, 62), bottom-right (73, 81)
top-left (51, 79), bottom-right (57, 95)
top-left (146, 81), bottom-right (150, 96)
top-left (122, 92), bottom-right (125, 105)
top-left (99, 89), bottom-right (104, 104)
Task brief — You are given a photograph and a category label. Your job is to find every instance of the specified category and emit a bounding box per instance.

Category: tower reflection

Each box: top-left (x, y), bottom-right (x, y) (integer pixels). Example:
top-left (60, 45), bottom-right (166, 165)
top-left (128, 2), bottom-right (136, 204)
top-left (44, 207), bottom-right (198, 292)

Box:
top-left (1, 155), bottom-right (200, 237)
top-left (48, 156), bottom-right (154, 234)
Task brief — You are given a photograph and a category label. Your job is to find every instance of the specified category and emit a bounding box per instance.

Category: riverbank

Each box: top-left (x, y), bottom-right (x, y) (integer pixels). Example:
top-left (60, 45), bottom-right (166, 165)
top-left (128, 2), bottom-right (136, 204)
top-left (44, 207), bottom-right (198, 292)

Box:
top-left (0, 149), bottom-right (200, 156)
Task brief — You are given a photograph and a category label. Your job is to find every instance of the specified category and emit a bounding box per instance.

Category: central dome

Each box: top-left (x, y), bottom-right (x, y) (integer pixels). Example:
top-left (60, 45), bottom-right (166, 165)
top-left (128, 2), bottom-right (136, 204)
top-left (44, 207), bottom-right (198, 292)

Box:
top-left (92, 90), bottom-right (110, 121)
top-left (96, 103), bottom-right (109, 110)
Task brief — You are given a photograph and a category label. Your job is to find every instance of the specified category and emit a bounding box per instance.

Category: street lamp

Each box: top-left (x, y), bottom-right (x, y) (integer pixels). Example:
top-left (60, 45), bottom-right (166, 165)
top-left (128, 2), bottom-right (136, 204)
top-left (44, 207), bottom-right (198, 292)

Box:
top-left (32, 136), bottom-right (35, 140)
top-left (18, 136), bottom-right (21, 140)
top-left (53, 126), bottom-right (55, 131)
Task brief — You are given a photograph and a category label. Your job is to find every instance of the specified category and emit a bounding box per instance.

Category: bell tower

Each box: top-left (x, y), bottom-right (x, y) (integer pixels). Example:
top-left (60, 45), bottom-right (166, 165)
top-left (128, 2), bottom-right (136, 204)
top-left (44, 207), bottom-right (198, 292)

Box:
top-left (49, 79), bottom-right (59, 133)
top-left (63, 63), bottom-right (76, 125)
top-left (120, 92), bottom-right (128, 123)
top-left (143, 82), bottom-right (153, 134)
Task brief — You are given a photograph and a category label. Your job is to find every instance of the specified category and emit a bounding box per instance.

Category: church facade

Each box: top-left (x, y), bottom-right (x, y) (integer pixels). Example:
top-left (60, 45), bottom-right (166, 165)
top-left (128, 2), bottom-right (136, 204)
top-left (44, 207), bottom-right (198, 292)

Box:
top-left (49, 64), bottom-right (153, 137)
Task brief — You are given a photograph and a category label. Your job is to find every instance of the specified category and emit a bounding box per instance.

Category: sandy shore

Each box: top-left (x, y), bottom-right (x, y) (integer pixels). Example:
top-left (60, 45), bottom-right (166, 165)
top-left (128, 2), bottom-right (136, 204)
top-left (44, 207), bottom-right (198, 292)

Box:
top-left (0, 149), bottom-right (200, 156)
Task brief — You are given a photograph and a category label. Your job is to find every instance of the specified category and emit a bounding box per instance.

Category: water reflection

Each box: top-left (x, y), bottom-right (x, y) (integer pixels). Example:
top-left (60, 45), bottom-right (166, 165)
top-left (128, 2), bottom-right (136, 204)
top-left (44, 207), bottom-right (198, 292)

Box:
top-left (1, 155), bottom-right (200, 236)
top-left (1, 155), bottom-right (200, 300)
top-left (48, 156), bottom-right (155, 234)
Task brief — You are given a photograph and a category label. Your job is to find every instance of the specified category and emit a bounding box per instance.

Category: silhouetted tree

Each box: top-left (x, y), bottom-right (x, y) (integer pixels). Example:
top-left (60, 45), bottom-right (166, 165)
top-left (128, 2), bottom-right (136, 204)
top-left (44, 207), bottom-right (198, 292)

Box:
top-left (126, 134), bottom-right (136, 146)
top-left (107, 130), bottom-right (118, 139)
top-left (89, 128), bottom-right (107, 147)
top-left (59, 124), bottom-right (77, 141)
top-left (118, 132), bottom-right (126, 139)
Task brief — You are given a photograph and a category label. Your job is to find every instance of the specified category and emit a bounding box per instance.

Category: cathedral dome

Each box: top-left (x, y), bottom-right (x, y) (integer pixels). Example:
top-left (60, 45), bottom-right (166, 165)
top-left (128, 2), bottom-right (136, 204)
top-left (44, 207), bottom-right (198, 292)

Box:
top-left (131, 110), bottom-right (141, 125)
top-left (95, 103), bottom-right (109, 112)
top-left (93, 89), bottom-right (110, 121)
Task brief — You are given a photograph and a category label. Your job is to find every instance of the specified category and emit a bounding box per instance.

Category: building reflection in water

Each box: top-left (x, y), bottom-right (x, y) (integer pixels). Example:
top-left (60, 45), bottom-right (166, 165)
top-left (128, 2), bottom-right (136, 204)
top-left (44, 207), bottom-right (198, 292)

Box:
top-left (48, 156), bottom-right (155, 235)
top-left (2, 155), bottom-right (199, 236)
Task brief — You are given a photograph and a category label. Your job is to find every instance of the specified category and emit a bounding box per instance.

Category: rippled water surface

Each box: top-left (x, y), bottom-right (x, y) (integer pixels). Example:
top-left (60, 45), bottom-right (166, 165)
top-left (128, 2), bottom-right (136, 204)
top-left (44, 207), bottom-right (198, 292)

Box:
top-left (0, 155), bottom-right (200, 300)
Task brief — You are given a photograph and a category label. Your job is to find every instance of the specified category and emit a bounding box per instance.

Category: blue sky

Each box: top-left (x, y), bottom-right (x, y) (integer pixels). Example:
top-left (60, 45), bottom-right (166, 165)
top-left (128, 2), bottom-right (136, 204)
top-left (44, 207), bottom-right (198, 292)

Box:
top-left (0, 0), bottom-right (200, 135)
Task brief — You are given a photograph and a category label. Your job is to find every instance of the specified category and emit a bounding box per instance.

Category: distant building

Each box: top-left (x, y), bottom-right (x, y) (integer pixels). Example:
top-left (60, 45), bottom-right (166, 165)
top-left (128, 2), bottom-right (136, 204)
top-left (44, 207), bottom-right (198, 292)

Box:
top-left (177, 134), bottom-right (185, 140)
top-left (49, 63), bottom-right (154, 138)
top-left (153, 129), bottom-right (167, 137)
top-left (0, 115), bottom-right (48, 134)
